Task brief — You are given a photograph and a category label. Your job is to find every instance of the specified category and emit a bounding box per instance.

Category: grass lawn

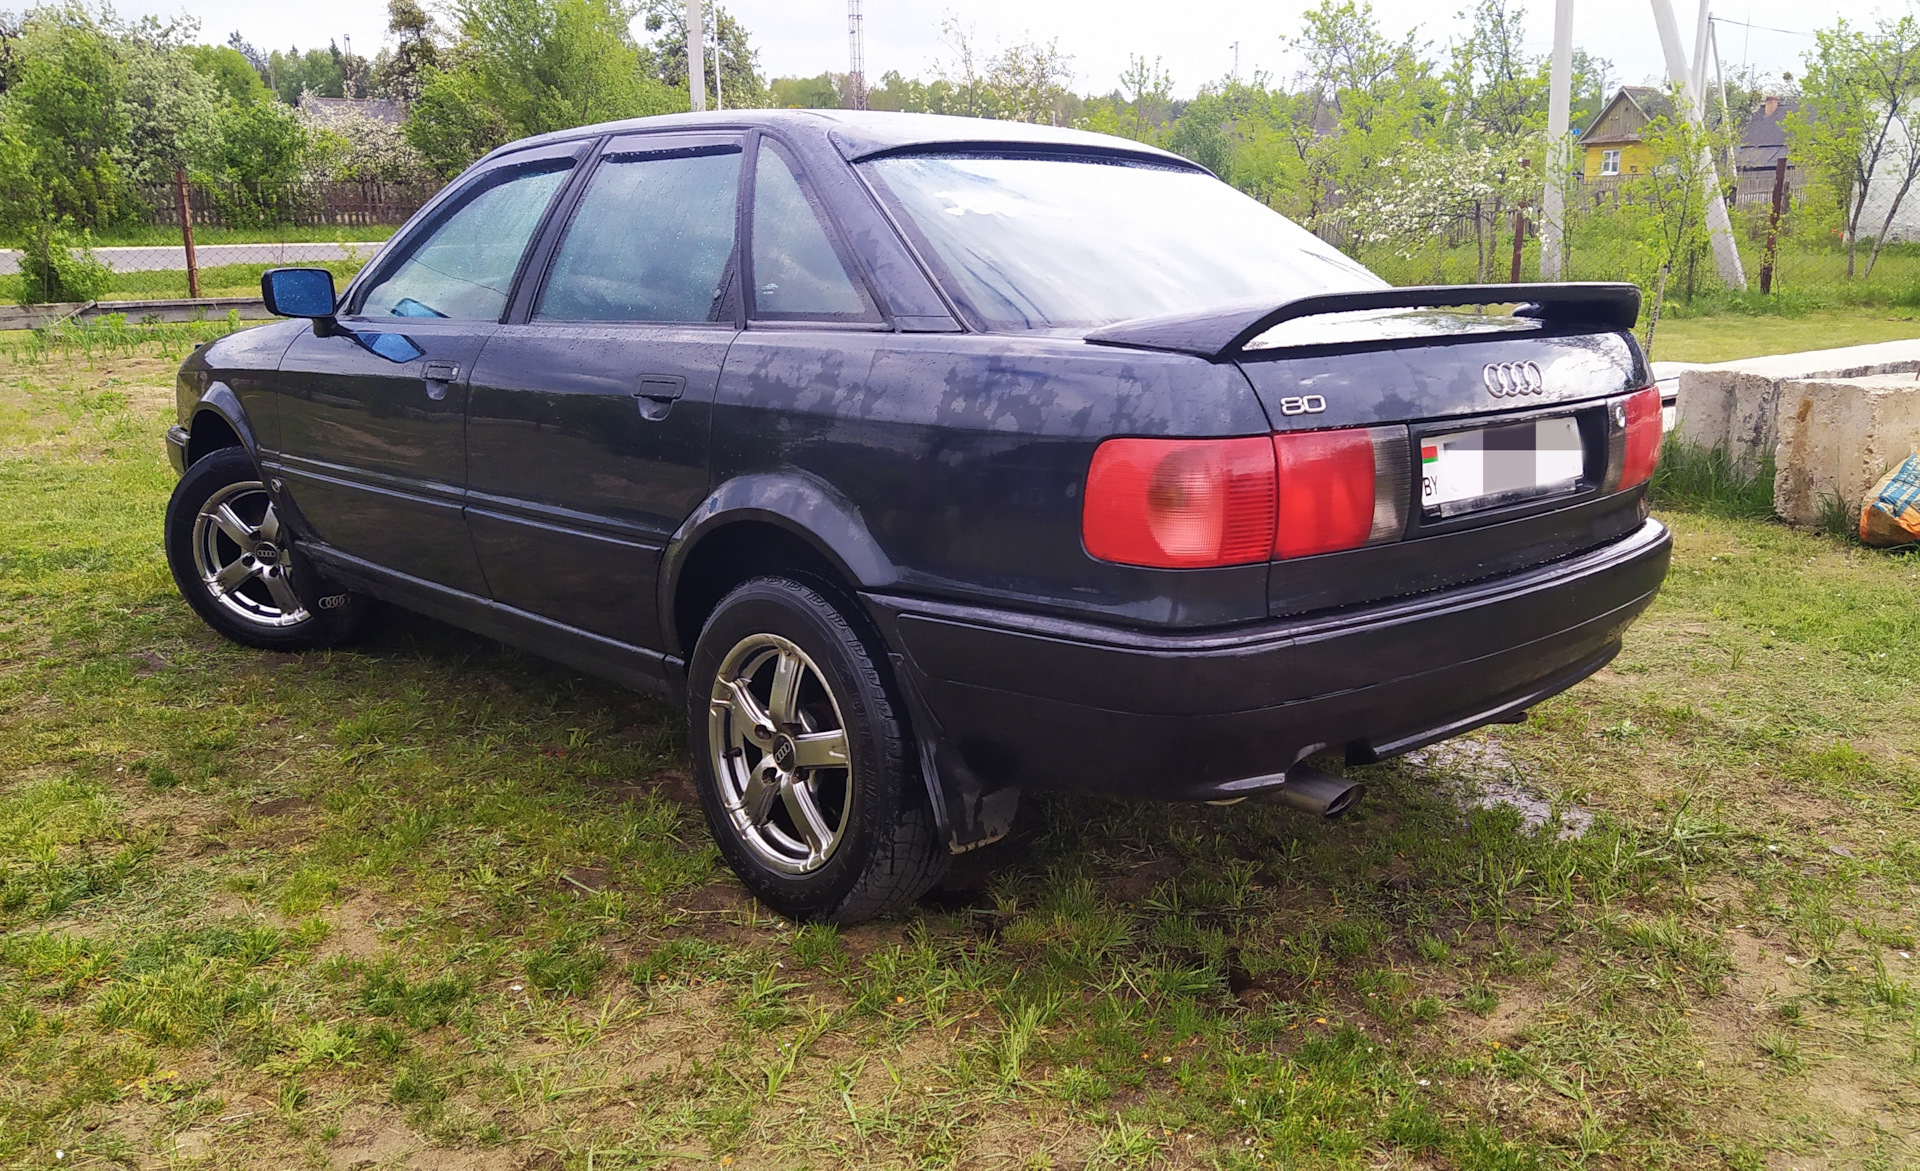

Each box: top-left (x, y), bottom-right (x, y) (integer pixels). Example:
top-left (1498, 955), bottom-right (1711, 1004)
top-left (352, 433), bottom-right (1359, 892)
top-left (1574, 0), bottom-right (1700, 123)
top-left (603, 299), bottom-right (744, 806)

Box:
top-left (3, 340), bottom-right (1920, 1168)
top-left (1648, 308), bottom-right (1920, 364)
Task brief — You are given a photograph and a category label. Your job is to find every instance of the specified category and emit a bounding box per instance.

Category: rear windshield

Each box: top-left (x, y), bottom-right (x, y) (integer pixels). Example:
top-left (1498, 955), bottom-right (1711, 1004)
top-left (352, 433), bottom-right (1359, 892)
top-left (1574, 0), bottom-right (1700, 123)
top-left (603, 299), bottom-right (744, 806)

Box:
top-left (859, 153), bottom-right (1384, 330)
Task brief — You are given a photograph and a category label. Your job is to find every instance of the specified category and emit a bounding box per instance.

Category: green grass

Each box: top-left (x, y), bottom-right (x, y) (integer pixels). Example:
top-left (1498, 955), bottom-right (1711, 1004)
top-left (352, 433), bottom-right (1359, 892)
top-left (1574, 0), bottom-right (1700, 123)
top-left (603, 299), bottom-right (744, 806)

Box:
top-left (1647, 308), bottom-right (1920, 364)
top-left (98, 259), bottom-right (371, 303)
top-left (3, 335), bottom-right (1920, 1166)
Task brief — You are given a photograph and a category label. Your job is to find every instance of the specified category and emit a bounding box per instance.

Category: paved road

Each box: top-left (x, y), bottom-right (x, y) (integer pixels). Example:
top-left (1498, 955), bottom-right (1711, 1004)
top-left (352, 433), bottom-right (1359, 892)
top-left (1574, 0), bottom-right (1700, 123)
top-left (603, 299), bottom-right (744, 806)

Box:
top-left (0, 240), bottom-right (385, 276)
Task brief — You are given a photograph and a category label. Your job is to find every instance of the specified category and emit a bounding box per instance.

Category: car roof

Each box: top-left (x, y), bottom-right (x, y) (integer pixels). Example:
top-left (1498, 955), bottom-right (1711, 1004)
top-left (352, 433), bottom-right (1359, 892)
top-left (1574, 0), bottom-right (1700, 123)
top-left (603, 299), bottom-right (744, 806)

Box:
top-left (484, 108), bottom-right (1200, 170)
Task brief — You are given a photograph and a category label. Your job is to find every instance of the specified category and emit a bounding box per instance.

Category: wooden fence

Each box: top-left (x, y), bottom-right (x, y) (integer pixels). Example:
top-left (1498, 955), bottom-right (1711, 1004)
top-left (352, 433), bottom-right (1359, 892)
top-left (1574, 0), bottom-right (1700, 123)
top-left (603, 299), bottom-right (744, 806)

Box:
top-left (132, 180), bottom-right (442, 230)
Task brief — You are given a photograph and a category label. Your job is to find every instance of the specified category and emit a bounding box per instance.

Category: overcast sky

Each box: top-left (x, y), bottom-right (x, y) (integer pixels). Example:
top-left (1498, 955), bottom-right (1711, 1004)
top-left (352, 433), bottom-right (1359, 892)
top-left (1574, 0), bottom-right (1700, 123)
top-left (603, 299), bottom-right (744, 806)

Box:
top-left (121, 0), bottom-right (1877, 98)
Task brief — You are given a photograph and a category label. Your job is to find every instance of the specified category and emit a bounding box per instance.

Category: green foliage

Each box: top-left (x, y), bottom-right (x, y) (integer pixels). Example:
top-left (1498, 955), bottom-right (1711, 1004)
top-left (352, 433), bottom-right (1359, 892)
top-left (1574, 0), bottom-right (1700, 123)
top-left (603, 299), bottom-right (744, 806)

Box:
top-left (4, 5), bottom-right (131, 228)
top-left (185, 44), bottom-right (269, 106)
top-left (11, 222), bottom-right (112, 303)
top-left (196, 100), bottom-right (310, 226)
top-left (405, 0), bottom-right (681, 177)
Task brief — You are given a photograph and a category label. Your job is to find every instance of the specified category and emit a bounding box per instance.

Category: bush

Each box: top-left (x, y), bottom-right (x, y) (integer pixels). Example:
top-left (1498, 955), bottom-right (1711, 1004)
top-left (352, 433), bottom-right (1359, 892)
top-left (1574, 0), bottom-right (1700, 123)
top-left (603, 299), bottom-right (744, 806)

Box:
top-left (13, 224), bottom-right (113, 304)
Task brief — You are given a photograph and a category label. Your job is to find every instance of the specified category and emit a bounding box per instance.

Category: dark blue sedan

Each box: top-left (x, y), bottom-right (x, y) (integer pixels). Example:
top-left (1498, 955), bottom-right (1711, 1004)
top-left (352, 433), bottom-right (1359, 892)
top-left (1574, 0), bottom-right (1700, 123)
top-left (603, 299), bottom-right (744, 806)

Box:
top-left (163, 111), bottom-right (1669, 922)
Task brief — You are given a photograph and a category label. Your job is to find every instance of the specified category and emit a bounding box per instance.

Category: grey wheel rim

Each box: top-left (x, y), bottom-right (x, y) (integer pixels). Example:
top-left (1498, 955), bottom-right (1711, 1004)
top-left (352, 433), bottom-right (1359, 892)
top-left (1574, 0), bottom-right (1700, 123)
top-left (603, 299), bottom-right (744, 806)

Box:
top-left (191, 479), bottom-right (309, 628)
top-left (708, 633), bottom-right (853, 875)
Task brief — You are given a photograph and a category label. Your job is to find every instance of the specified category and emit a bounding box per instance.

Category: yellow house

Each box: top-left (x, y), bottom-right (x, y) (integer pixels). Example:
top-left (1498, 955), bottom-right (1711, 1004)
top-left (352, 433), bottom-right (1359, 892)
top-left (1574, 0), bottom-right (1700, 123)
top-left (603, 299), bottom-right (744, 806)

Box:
top-left (1577, 86), bottom-right (1675, 180)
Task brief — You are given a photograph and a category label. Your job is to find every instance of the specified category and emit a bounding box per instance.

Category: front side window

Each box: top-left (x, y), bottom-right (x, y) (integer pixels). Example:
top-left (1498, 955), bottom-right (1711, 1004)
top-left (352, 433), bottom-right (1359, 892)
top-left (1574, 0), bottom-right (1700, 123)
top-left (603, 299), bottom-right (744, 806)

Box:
top-left (535, 145), bottom-right (742, 323)
top-left (860, 154), bottom-right (1382, 330)
top-left (751, 142), bottom-right (869, 319)
top-left (357, 161), bottom-right (572, 321)
top-left (1601, 149), bottom-right (1621, 176)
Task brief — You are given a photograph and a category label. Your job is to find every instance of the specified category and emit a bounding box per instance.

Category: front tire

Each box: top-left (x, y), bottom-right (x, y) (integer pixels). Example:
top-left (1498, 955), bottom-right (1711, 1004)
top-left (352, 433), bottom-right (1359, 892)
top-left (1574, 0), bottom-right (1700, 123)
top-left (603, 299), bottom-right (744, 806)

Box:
top-left (164, 447), bottom-right (367, 650)
top-left (688, 576), bottom-right (946, 923)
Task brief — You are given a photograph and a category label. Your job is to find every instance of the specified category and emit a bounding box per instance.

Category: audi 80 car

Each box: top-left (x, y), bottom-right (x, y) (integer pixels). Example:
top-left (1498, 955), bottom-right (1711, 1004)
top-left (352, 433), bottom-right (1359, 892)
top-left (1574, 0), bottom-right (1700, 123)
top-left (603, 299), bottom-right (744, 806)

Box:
top-left (163, 111), bottom-right (1670, 923)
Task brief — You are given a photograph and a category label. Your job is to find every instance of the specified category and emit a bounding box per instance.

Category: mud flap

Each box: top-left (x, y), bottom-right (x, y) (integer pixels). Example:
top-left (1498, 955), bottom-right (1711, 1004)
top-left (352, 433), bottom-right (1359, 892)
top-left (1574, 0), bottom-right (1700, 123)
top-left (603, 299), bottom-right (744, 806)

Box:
top-left (889, 652), bottom-right (1020, 854)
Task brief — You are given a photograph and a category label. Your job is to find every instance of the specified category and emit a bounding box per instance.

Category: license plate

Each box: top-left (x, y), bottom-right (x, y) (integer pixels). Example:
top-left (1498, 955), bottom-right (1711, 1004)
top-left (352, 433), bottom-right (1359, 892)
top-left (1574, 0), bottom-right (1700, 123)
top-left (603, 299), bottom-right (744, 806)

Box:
top-left (1421, 416), bottom-right (1584, 517)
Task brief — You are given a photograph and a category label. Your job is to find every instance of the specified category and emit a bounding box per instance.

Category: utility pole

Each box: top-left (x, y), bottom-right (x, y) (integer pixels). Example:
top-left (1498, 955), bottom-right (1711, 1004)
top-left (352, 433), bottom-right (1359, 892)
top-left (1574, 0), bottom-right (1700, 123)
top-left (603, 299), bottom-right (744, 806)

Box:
top-left (686, 0), bottom-right (706, 112)
top-left (1689, 0), bottom-right (1711, 98)
top-left (1649, 0), bottom-right (1746, 288)
top-left (712, 3), bottom-right (723, 111)
top-left (1540, 0), bottom-right (1574, 280)
top-left (847, 0), bottom-right (867, 109)
top-left (1231, 41), bottom-right (1240, 81)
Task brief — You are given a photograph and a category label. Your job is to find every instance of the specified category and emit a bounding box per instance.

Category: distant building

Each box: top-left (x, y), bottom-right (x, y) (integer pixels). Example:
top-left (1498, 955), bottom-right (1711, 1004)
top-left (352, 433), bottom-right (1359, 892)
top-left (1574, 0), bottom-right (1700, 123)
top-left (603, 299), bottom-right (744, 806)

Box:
top-left (1576, 86), bottom-right (1675, 181)
top-left (1734, 95), bottom-right (1798, 206)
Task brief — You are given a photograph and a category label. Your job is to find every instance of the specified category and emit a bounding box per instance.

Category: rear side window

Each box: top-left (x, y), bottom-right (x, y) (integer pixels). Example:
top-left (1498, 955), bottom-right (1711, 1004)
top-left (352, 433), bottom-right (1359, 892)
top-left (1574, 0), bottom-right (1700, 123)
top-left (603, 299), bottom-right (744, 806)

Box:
top-left (751, 143), bottom-right (868, 319)
top-left (535, 145), bottom-right (742, 323)
top-left (358, 161), bottom-right (571, 321)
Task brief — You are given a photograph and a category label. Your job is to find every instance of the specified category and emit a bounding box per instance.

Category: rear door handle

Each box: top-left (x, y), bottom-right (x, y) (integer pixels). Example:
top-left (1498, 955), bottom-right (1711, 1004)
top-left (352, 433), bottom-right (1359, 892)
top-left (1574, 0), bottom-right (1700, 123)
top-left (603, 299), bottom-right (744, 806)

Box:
top-left (634, 375), bottom-right (686, 402)
top-left (422, 361), bottom-right (460, 401)
top-left (633, 375), bottom-right (687, 420)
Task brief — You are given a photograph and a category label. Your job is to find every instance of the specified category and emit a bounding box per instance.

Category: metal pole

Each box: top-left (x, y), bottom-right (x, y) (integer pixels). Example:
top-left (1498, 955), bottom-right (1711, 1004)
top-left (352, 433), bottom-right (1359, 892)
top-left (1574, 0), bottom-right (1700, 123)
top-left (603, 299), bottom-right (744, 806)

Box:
top-left (847, 0), bottom-right (867, 110)
top-left (1650, 0), bottom-right (1747, 288)
top-left (1541, 0), bottom-right (1574, 280)
top-left (1511, 207), bottom-right (1527, 282)
top-left (1690, 0), bottom-right (1711, 99)
top-left (1760, 156), bottom-right (1788, 295)
top-left (685, 0), bottom-right (706, 112)
top-left (174, 168), bottom-right (200, 300)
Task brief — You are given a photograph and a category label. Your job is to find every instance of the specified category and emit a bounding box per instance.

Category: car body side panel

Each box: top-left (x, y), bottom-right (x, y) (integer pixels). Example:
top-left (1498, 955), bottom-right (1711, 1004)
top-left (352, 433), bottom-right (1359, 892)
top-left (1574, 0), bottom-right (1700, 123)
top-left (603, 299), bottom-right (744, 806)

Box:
top-left (709, 329), bottom-right (1276, 630)
top-left (174, 318), bottom-right (309, 457)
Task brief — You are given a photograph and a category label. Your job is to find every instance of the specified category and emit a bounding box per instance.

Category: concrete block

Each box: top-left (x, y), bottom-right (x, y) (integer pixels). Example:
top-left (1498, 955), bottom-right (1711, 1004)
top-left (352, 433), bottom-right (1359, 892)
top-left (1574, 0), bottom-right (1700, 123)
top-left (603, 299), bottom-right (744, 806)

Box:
top-left (1674, 338), bottom-right (1920, 473)
top-left (1771, 373), bottom-right (1920, 527)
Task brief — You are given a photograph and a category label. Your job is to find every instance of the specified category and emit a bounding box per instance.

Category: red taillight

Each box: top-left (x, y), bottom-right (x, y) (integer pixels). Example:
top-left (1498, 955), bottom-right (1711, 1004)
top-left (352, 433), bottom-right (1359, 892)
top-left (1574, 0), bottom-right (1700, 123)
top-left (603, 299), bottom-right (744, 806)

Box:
top-left (1273, 429), bottom-right (1378, 558)
top-left (1084, 427), bottom-right (1410, 567)
top-left (1083, 437), bottom-right (1278, 567)
top-left (1620, 386), bottom-right (1661, 489)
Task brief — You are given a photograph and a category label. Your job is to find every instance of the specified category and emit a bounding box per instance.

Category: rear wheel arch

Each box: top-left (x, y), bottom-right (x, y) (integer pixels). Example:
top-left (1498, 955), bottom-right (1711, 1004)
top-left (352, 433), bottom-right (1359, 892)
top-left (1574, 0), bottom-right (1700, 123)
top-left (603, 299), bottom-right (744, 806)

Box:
top-left (661, 474), bottom-right (898, 661)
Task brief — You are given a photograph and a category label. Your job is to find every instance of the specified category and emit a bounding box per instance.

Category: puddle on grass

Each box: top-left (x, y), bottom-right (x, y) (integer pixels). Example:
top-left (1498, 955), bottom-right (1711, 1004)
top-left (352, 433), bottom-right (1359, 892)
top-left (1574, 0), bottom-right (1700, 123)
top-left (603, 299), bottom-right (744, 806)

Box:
top-left (1403, 738), bottom-right (1595, 841)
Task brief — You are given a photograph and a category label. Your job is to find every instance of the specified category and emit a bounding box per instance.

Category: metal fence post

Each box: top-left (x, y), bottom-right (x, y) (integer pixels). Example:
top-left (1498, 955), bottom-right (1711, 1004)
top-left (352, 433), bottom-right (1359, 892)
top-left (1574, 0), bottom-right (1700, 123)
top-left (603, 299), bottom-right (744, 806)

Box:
top-left (1759, 157), bottom-right (1788, 297)
top-left (1510, 208), bottom-right (1527, 283)
top-left (173, 168), bottom-right (200, 300)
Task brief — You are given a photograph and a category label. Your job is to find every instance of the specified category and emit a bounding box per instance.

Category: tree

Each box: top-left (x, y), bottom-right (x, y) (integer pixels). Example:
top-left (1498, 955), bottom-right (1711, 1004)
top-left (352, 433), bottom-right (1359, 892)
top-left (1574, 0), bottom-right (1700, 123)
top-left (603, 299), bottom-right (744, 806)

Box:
top-left (199, 99), bottom-right (310, 224)
top-left (188, 44), bottom-right (270, 105)
top-left (375, 0), bottom-right (440, 104)
top-left (404, 0), bottom-right (680, 177)
top-left (1446, 0), bottom-right (1548, 145)
top-left (123, 46), bottom-right (221, 187)
top-left (1788, 14), bottom-right (1920, 277)
top-left (769, 72), bottom-right (843, 109)
top-left (929, 18), bottom-right (1074, 124)
top-left (4, 6), bottom-right (130, 227)
top-left (639, 0), bottom-right (764, 106)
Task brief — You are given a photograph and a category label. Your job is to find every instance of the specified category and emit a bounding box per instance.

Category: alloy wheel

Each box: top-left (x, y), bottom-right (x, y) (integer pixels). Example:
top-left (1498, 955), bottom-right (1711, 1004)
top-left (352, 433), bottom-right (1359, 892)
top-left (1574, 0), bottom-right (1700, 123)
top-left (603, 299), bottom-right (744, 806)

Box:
top-left (707, 633), bottom-right (853, 874)
top-left (191, 479), bottom-right (309, 628)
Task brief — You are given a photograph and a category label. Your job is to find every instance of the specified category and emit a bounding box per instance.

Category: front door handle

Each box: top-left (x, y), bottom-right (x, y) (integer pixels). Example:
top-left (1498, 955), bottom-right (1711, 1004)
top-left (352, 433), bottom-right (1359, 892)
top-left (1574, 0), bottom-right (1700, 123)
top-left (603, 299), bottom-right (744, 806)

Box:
top-left (423, 361), bottom-right (459, 401)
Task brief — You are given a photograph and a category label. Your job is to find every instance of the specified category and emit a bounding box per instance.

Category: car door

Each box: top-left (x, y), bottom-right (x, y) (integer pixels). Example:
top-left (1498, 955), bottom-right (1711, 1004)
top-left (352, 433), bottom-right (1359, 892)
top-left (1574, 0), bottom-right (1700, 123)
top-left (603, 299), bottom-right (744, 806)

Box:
top-left (271, 142), bottom-right (586, 595)
top-left (463, 132), bottom-right (746, 650)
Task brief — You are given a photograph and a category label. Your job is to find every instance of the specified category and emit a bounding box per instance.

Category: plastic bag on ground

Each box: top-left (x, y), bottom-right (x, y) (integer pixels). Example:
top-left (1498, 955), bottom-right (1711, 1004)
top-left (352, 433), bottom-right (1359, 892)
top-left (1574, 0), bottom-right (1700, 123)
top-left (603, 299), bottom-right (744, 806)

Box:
top-left (1860, 450), bottom-right (1920, 547)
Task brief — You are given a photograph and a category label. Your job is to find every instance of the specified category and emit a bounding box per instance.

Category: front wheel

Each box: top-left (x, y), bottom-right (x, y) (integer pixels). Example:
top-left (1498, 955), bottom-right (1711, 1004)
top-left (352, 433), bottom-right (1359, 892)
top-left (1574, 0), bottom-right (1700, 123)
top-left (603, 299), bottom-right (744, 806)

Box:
top-left (164, 447), bottom-right (367, 650)
top-left (687, 576), bottom-right (946, 923)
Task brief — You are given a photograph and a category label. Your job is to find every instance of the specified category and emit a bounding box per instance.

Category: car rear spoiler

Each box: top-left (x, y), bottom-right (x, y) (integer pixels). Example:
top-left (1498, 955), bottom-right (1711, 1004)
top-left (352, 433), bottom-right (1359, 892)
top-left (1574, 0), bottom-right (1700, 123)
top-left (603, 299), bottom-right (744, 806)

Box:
top-left (1083, 282), bottom-right (1642, 361)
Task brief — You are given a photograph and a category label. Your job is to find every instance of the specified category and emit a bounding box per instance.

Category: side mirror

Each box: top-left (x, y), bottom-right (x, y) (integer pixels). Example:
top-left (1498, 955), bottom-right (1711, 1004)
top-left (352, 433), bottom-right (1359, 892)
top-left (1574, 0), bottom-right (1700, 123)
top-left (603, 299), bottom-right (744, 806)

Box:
top-left (261, 268), bottom-right (338, 329)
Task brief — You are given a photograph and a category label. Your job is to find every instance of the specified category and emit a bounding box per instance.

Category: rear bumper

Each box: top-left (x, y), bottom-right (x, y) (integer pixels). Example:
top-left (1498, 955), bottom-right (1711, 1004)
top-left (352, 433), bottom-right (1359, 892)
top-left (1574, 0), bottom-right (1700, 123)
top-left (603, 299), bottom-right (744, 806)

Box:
top-left (865, 518), bottom-right (1670, 800)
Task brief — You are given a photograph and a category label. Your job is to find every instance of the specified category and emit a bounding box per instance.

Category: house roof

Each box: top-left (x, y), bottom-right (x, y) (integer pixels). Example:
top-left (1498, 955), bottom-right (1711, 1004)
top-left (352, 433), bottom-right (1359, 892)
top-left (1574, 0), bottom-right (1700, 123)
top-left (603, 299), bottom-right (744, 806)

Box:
top-left (1737, 95), bottom-right (1797, 171)
top-left (1577, 86), bottom-right (1676, 146)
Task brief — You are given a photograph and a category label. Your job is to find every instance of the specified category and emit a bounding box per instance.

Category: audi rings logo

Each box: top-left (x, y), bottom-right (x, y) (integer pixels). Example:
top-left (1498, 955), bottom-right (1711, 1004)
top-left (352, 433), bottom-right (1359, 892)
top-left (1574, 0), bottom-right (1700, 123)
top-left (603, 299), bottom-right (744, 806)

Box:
top-left (1482, 361), bottom-right (1546, 398)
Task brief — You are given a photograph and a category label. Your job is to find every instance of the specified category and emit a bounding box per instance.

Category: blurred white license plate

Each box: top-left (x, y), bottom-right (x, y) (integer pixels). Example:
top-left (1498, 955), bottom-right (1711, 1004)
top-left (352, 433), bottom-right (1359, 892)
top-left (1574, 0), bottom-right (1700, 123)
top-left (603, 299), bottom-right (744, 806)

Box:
top-left (1421, 416), bottom-right (1584, 517)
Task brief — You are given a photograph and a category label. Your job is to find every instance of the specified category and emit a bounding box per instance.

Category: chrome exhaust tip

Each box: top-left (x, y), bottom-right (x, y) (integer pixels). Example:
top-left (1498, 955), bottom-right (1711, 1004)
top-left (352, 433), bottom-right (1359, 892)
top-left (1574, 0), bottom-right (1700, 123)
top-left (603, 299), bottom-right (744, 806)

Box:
top-left (1266, 765), bottom-right (1364, 818)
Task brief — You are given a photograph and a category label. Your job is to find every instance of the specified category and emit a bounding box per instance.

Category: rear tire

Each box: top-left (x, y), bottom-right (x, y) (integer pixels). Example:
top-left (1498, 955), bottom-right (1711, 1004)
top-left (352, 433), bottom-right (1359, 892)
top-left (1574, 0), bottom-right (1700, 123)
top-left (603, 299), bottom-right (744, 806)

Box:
top-left (688, 576), bottom-right (947, 923)
top-left (164, 447), bottom-right (367, 651)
